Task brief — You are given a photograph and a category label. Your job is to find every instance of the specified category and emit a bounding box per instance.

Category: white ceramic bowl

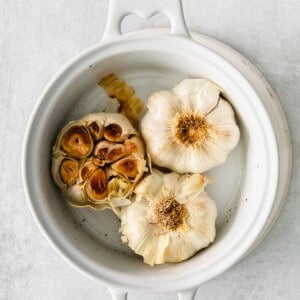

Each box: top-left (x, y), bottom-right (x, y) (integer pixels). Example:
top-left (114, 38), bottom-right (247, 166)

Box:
top-left (22, 0), bottom-right (292, 299)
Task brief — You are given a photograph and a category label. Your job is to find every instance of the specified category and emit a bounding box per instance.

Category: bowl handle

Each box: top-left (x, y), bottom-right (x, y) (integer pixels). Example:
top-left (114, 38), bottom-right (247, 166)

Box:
top-left (177, 288), bottom-right (198, 300)
top-left (108, 287), bottom-right (198, 300)
top-left (108, 288), bottom-right (128, 300)
top-left (102, 0), bottom-right (190, 41)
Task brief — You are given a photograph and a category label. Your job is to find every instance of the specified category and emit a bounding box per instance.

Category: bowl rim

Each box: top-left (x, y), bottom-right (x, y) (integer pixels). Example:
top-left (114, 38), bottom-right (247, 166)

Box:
top-left (22, 32), bottom-right (279, 292)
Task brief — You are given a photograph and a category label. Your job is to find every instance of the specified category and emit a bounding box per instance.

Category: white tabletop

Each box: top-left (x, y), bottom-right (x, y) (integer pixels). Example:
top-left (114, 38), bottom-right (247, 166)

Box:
top-left (1, 0), bottom-right (299, 299)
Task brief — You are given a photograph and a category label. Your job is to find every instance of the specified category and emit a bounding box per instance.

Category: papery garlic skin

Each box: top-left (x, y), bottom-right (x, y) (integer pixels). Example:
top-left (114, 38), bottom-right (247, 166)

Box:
top-left (141, 79), bottom-right (240, 174)
top-left (99, 73), bottom-right (144, 128)
top-left (120, 169), bottom-right (217, 266)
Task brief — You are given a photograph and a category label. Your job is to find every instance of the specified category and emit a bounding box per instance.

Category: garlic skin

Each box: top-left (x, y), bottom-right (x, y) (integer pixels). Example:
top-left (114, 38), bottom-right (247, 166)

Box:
top-left (120, 169), bottom-right (217, 266)
top-left (99, 73), bottom-right (144, 128)
top-left (52, 113), bottom-right (146, 215)
top-left (141, 79), bottom-right (240, 174)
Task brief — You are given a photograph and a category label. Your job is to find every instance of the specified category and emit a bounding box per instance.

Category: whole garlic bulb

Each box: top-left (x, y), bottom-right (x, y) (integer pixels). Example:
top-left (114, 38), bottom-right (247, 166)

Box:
top-left (141, 79), bottom-right (240, 173)
top-left (120, 169), bottom-right (217, 266)
top-left (52, 112), bottom-right (147, 216)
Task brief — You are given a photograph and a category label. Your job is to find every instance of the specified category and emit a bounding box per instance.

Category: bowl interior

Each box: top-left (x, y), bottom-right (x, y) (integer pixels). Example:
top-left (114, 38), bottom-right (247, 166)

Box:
top-left (24, 40), bottom-right (275, 289)
top-left (65, 63), bottom-right (245, 257)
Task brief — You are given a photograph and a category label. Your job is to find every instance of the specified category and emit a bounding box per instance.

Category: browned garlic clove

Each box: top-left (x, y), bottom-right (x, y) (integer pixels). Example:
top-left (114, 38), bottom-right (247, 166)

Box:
top-left (52, 154), bottom-right (79, 190)
top-left (78, 157), bottom-right (102, 183)
top-left (85, 169), bottom-right (108, 203)
top-left (111, 156), bottom-right (140, 179)
top-left (94, 136), bottom-right (145, 165)
top-left (60, 125), bottom-right (93, 159)
top-left (59, 158), bottom-right (79, 185)
top-left (103, 123), bottom-right (123, 141)
top-left (79, 114), bottom-right (105, 141)
top-left (52, 120), bottom-right (94, 160)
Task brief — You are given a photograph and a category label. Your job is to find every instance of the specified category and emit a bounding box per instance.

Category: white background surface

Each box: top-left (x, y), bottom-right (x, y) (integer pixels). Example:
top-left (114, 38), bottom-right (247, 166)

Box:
top-left (0, 0), bottom-right (299, 299)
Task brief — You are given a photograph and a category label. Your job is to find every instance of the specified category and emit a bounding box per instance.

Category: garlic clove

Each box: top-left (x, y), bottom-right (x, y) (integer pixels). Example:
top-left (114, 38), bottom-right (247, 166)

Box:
top-left (51, 154), bottom-right (79, 190)
top-left (79, 112), bottom-right (137, 142)
top-left (184, 192), bottom-right (217, 239)
top-left (163, 173), bottom-right (211, 203)
top-left (102, 113), bottom-right (137, 142)
top-left (85, 168), bottom-right (108, 203)
top-left (64, 184), bottom-right (89, 207)
top-left (137, 231), bottom-right (168, 266)
top-left (103, 123), bottom-right (123, 142)
top-left (78, 157), bottom-right (102, 183)
top-left (107, 176), bottom-right (133, 199)
top-left (111, 155), bottom-right (145, 180)
top-left (59, 158), bottom-right (79, 186)
top-left (60, 125), bottom-right (93, 159)
top-left (53, 121), bottom-right (94, 159)
top-left (80, 114), bottom-right (104, 141)
top-left (133, 169), bottom-right (163, 202)
top-left (123, 136), bottom-right (145, 158)
top-left (163, 229), bottom-right (212, 264)
top-left (94, 136), bottom-right (145, 165)
top-left (205, 98), bottom-right (240, 151)
top-left (94, 140), bottom-right (120, 163)
top-left (147, 90), bottom-right (179, 117)
top-left (111, 156), bottom-right (139, 179)
top-left (180, 173), bottom-right (210, 195)
top-left (172, 78), bottom-right (221, 114)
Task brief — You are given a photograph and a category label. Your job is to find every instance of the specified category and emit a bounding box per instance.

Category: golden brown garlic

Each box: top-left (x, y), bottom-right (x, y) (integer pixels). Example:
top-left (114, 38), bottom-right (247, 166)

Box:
top-left (52, 112), bottom-right (147, 215)
top-left (58, 123), bottom-right (94, 159)
top-left (85, 169), bottom-right (108, 203)
top-left (59, 158), bottom-right (79, 185)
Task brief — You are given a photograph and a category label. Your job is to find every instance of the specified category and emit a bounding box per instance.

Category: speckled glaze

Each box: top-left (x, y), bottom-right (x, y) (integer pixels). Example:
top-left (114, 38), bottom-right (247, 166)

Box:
top-left (22, 1), bottom-right (291, 299)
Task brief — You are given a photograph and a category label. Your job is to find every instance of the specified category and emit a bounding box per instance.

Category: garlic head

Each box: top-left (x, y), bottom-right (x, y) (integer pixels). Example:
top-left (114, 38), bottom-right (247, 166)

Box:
top-left (52, 112), bottom-right (147, 214)
top-left (120, 169), bottom-right (217, 266)
top-left (141, 79), bottom-right (240, 173)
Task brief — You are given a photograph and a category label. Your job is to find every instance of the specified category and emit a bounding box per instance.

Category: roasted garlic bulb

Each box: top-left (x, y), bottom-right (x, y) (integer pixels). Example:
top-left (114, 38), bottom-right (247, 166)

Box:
top-left (141, 79), bottom-right (240, 173)
top-left (120, 169), bottom-right (217, 266)
top-left (52, 113), bottom-right (146, 216)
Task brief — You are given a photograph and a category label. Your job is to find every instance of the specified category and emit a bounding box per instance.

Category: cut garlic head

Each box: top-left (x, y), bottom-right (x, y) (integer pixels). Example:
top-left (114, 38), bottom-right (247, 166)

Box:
top-left (141, 79), bottom-right (240, 173)
top-left (52, 112), bottom-right (147, 213)
top-left (120, 169), bottom-right (217, 266)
